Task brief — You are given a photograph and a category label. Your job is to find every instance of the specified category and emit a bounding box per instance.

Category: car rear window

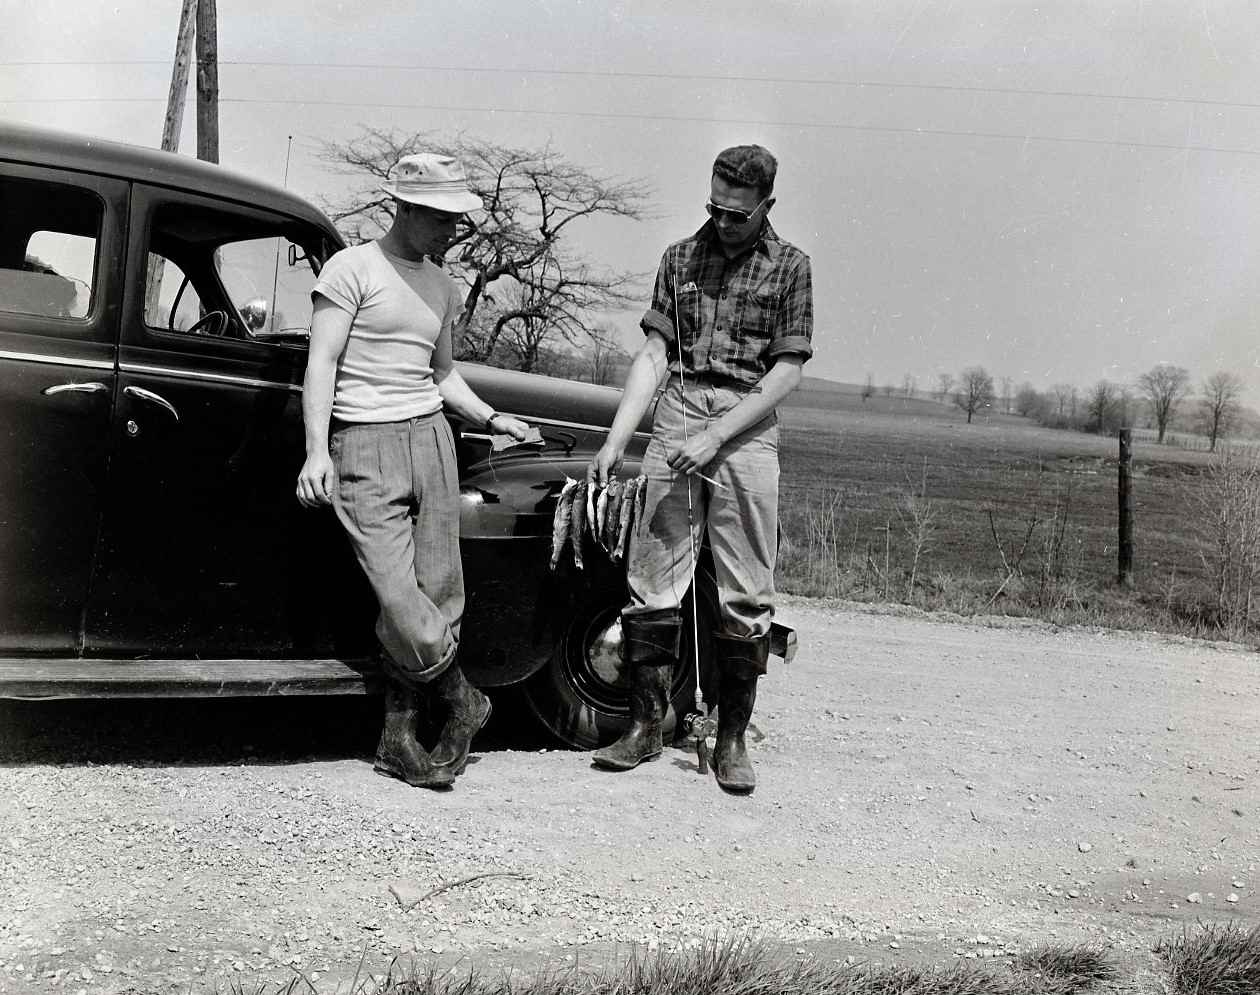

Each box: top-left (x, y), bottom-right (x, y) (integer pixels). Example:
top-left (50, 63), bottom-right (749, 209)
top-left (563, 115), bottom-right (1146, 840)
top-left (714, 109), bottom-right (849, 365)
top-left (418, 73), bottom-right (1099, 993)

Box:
top-left (0, 175), bottom-right (102, 321)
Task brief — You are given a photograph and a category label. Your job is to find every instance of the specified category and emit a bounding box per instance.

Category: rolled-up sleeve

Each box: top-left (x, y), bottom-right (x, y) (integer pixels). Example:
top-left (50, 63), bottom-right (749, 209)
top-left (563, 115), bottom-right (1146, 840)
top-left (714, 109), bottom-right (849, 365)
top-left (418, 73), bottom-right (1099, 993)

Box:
top-left (767, 254), bottom-right (813, 362)
top-left (639, 250), bottom-right (677, 346)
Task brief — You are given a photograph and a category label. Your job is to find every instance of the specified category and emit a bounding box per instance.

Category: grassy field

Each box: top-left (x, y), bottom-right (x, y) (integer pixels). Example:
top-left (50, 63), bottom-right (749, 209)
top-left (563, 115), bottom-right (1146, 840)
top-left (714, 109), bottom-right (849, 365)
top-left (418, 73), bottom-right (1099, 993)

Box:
top-left (774, 388), bottom-right (1232, 639)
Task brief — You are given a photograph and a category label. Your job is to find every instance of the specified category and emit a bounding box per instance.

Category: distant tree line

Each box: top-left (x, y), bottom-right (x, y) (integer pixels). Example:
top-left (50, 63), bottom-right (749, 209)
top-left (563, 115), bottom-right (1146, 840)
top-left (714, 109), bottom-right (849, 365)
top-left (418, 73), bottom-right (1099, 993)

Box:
top-left (917, 362), bottom-right (1248, 451)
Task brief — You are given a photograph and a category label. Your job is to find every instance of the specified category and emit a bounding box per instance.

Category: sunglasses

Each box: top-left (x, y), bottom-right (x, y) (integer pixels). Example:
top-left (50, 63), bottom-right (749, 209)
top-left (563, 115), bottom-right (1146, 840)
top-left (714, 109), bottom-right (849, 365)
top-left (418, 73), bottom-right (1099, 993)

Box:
top-left (705, 196), bottom-right (769, 225)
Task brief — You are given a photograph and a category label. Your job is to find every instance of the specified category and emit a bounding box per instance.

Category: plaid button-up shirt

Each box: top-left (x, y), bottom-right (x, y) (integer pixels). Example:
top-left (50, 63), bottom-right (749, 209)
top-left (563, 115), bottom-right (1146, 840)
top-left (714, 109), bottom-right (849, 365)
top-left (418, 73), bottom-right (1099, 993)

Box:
top-left (640, 220), bottom-right (813, 386)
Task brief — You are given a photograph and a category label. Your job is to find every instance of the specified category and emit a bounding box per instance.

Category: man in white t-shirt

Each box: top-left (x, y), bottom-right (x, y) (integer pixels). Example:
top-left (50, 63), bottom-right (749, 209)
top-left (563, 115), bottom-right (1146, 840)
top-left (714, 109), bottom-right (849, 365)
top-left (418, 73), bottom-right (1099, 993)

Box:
top-left (296, 153), bottom-right (530, 790)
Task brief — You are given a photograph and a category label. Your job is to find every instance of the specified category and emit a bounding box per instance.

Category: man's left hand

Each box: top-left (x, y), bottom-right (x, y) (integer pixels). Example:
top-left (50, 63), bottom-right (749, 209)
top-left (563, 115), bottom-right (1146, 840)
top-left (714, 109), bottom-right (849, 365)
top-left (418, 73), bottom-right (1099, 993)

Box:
top-left (490, 414), bottom-right (533, 442)
top-left (667, 430), bottom-right (721, 475)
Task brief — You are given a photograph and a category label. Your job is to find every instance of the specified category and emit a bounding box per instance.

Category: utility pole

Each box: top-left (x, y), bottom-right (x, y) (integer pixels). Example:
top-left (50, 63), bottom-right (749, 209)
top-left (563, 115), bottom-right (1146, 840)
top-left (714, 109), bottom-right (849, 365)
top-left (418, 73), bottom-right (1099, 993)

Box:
top-left (195, 0), bottom-right (219, 164)
top-left (160, 0), bottom-right (197, 152)
top-left (150, 0), bottom-right (198, 319)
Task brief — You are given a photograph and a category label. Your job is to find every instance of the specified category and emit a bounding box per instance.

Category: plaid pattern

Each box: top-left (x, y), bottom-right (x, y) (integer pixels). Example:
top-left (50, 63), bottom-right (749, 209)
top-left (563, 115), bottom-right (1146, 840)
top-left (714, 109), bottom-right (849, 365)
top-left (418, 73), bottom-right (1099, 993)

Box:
top-left (640, 221), bottom-right (813, 386)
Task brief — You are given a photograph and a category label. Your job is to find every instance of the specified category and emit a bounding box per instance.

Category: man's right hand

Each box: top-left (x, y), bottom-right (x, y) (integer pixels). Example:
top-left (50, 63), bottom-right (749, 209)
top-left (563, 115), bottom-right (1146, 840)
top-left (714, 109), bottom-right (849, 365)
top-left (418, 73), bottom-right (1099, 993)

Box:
top-left (296, 452), bottom-right (335, 508)
top-left (588, 443), bottom-right (624, 488)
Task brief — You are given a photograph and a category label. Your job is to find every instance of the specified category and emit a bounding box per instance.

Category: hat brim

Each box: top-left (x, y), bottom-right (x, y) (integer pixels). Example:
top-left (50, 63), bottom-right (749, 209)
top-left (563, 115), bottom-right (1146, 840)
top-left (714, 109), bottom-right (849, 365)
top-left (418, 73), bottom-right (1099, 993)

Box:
top-left (382, 183), bottom-right (483, 214)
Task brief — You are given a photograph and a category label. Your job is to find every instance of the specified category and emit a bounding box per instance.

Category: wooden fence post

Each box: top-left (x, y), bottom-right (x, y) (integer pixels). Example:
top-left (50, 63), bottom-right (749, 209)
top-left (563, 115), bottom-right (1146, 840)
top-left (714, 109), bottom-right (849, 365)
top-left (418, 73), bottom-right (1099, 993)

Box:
top-left (1118, 427), bottom-right (1134, 588)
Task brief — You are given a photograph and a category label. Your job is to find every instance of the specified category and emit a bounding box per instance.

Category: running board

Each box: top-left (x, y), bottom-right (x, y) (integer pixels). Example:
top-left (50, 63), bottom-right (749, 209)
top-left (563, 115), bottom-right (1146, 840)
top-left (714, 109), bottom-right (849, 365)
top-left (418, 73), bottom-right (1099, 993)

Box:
top-left (0, 658), bottom-right (383, 700)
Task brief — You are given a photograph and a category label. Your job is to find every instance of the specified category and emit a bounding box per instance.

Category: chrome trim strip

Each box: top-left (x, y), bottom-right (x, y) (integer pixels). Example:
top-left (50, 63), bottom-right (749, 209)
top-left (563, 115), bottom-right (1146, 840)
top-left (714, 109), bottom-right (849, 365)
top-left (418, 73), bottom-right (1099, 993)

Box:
top-left (14, 354), bottom-right (645, 435)
top-left (120, 362), bottom-right (301, 394)
top-left (0, 350), bottom-right (113, 372)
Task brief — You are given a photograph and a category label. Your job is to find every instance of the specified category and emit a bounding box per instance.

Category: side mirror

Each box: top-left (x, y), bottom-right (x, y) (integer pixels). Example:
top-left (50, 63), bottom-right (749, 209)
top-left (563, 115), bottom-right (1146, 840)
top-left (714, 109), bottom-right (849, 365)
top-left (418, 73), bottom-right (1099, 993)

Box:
top-left (240, 297), bottom-right (268, 331)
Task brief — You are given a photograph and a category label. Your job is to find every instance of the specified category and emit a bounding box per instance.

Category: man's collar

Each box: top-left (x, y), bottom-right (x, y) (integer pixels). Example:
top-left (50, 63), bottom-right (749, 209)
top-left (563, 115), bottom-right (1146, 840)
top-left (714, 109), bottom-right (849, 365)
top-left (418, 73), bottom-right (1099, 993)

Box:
top-left (694, 219), bottom-right (782, 261)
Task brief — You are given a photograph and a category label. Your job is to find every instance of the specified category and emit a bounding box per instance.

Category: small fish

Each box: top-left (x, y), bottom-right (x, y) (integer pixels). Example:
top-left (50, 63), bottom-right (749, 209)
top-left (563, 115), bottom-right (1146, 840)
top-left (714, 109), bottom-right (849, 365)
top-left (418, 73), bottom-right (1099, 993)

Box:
top-left (595, 484), bottom-right (611, 549)
top-left (571, 481), bottom-right (588, 569)
top-left (614, 476), bottom-right (637, 561)
top-left (586, 479), bottom-right (597, 537)
top-left (602, 479), bottom-right (625, 553)
top-left (548, 477), bottom-right (578, 571)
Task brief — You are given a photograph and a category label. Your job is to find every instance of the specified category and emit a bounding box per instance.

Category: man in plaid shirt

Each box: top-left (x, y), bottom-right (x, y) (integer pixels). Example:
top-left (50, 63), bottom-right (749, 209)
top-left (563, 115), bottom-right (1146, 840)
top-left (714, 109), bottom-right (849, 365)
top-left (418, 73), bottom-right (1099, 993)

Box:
top-left (588, 144), bottom-right (813, 793)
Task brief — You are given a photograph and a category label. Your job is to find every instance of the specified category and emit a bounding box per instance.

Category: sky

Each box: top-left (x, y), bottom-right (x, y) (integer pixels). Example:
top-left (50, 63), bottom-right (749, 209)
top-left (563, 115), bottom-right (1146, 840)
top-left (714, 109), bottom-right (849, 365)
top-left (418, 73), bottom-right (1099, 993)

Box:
top-left (6, 1), bottom-right (1260, 403)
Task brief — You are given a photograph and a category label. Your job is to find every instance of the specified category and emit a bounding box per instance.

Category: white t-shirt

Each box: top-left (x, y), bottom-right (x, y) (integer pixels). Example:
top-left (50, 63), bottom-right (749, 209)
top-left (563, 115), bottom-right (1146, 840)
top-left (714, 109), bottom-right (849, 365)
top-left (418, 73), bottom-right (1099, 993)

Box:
top-left (312, 241), bottom-right (464, 423)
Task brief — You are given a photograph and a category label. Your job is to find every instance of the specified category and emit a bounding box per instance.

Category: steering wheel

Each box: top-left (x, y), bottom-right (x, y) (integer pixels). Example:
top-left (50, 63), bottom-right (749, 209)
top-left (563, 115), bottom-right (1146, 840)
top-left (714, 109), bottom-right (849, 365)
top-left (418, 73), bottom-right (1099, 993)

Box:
top-left (186, 310), bottom-right (230, 337)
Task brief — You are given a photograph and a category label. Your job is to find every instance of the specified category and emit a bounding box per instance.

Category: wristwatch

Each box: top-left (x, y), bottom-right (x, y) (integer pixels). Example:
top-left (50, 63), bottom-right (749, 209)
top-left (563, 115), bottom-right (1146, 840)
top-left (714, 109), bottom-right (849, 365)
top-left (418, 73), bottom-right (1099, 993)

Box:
top-left (483, 411), bottom-right (500, 432)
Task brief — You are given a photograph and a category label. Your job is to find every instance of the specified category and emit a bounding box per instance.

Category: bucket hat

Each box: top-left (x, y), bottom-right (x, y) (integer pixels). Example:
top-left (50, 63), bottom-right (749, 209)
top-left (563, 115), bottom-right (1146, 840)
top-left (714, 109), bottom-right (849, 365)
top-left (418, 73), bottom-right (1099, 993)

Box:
top-left (381, 153), bottom-right (483, 213)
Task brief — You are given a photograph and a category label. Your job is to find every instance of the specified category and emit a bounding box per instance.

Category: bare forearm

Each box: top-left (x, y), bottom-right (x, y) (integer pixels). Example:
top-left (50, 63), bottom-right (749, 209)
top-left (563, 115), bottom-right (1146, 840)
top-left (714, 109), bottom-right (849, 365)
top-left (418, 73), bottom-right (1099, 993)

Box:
top-left (710, 357), bottom-right (804, 444)
top-left (301, 356), bottom-right (337, 456)
top-left (435, 367), bottom-right (495, 427)
top-left (607, 337), bottom-right (668, 450)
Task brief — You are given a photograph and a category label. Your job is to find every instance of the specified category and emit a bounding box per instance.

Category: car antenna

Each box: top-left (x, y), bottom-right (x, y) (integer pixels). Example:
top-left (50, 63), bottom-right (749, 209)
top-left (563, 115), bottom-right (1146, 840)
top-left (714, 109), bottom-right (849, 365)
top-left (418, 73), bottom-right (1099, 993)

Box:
top-left (268, 134), bottom-right (293, 333)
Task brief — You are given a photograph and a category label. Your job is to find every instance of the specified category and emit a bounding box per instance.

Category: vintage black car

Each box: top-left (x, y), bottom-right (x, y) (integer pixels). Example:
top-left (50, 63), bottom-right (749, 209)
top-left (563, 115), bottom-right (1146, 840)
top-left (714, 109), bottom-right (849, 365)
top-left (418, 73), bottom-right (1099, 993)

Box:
top-left (0, 123), bottom-right (792, 746)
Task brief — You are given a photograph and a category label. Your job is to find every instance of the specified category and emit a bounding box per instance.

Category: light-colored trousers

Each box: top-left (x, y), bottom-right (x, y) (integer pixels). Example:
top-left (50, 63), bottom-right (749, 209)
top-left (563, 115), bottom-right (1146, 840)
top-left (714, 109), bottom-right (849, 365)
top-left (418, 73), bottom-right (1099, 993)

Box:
top-left (626, 377), bottom-right (780, 638)
top-left (330, 412), bottom-right (463, 683)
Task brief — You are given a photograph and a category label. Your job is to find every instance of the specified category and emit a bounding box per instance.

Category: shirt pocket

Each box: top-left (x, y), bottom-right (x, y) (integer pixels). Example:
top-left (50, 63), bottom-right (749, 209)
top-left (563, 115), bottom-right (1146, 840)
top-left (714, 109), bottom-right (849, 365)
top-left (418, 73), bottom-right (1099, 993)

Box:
top-left (675, 285), bottom-right (704, 341)
top-left (735, 287), bottom-right (780, 338)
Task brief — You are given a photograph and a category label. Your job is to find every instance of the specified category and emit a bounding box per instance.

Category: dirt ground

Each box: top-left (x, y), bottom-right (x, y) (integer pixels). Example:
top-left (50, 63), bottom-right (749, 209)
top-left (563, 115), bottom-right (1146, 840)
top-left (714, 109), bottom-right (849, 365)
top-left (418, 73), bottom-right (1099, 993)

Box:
top-left (1, 597), bottom-right (1258, 994)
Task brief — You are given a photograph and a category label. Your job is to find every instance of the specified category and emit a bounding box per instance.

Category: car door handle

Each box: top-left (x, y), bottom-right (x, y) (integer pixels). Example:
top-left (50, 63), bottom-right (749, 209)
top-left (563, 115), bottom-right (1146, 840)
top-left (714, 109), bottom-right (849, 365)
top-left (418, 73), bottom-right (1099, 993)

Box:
top-left (42, 381), bottom-right (109, 397)
top-left (123, 385), bottom-right (180, 422)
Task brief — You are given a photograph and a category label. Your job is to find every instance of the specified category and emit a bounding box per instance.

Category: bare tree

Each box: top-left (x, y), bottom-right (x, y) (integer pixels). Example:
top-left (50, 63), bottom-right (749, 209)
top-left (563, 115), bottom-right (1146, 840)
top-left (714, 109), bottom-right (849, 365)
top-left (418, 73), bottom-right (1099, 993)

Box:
top-left (316, 127), bottom-right (650, 366)
top-left (1000, 376), bottom-right (1014, 414)
top-left (588, 322), bottom-right (628, 386)
top-left (1049, 383), bottom-right (1074, 424)
top-left (1116, 385), bottom-right (1135, 429)
top-left (1085, 379), bottom-right (1119, 434)
top-left (861, 374), bottom-right (875, 402)
top-left (1200, 371), bottom-right (1244, 452)
top-left (902, 373), bottom-right (917, 398)
top-left (936, 372), bottom-right (954, 402)
top-left (1014, 382), bottom-right (1043, 418)
top-left (1136, 363), bottom-right (1191, 444)
top-left (954, 366), bottom-right (995, 424)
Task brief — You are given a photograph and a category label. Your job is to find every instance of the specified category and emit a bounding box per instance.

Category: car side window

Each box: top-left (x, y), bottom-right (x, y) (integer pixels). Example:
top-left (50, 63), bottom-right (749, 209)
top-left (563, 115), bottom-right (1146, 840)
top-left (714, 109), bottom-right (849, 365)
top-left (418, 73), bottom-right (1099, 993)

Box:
top-left (0, 175), bottom-right (101, 322)
top-left (143, 253), bottom-right (205, 333)
top-left (215, 236), bottom-right (317, 342)
top-left (144, 200), bottom-right (321, 347)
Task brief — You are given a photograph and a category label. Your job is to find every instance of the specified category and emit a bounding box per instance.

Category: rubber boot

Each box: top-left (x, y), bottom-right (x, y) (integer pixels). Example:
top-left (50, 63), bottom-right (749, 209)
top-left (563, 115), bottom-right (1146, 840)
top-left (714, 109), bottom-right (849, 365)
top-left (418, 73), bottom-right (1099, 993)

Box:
top-left (592, 611), bottom-right (681, 771)
top-left (374, 677), bottom-right (456, 790)
top-left (429, 663), bottom-right (493, 776)
top-left (711, 632), bottom-right (770, 794)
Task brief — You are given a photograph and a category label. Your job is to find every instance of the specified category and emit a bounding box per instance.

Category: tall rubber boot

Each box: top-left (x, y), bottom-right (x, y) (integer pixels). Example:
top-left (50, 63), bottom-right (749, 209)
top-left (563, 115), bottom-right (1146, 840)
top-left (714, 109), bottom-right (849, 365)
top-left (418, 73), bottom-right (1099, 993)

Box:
top-left (591, 610), bottom-right (681, 771)
top-left (374, 676), bottom-right (456, 790)
top-left (712, 632), bottom-right (770, 794)
top-left (429, 663), bottom-right (493, 776)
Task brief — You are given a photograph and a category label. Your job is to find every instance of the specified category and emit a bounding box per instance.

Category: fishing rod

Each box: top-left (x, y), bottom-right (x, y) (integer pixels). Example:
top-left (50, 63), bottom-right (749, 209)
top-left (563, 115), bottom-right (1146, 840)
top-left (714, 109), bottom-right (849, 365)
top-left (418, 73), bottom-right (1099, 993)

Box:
top-left (673, 273), bottom-right (717, 773)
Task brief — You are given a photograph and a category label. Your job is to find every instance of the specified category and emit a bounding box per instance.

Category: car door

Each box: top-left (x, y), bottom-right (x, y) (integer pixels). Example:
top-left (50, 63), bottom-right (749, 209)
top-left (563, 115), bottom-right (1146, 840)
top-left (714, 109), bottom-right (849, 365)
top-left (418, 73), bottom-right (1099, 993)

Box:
top-left (0, 163), bottom-right (125, 655)
top-left (82, 183), bottom-right (375, 660)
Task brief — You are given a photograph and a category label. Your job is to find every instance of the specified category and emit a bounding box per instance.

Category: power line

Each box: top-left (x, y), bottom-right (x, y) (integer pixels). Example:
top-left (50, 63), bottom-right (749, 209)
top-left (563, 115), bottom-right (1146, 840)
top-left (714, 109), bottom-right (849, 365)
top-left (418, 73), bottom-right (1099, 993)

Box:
top-left (5, 94), bottom-right (1260, 157)
top-left (4, 59), bottom-right (1260, 113)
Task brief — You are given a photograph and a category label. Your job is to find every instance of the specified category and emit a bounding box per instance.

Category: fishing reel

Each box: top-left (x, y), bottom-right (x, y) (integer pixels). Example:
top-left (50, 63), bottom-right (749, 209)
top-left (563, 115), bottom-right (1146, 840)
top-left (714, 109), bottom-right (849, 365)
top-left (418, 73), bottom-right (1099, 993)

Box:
top-left (682, 705), bottom-right (717, 774)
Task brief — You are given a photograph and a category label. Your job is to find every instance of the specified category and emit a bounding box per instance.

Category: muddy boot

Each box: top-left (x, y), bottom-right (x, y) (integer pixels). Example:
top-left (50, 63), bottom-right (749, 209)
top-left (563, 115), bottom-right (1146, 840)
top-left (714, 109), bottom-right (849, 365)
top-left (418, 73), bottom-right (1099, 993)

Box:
top-left (592, 610), bottom-right (681, 771)
top-left (711, 632), bottom-right (769, 794)
top-left (374, 677), bottom-right (456, 790)
top-left (429, 663), bottom-right (492, 776)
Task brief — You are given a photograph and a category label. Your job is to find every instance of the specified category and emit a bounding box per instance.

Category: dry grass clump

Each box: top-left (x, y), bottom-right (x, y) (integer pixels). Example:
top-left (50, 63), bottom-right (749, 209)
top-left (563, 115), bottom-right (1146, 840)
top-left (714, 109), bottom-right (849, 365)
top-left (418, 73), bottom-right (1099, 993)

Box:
top-left (1014, 943), bottom-right (1117, 993)
top-left (226, 937), bottom-right (1128, 995)
top-left (1157, 921), bottom-right (1260, 995)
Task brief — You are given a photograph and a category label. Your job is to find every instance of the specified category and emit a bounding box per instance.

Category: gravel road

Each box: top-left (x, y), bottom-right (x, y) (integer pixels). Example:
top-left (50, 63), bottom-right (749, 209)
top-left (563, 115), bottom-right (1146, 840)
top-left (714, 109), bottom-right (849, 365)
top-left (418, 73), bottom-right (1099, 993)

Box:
top-left (2, 597), bottom-right (1258, 994)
